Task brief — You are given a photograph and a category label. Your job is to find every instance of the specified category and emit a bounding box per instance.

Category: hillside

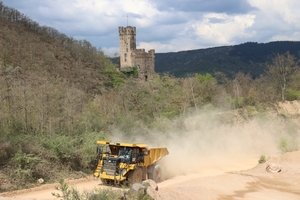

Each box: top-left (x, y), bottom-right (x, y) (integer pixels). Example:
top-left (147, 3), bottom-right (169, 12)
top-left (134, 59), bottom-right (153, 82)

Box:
top-left (0, 2), bottom-right (112, 95)
top-left (155, 41), bottom-right (300, 78)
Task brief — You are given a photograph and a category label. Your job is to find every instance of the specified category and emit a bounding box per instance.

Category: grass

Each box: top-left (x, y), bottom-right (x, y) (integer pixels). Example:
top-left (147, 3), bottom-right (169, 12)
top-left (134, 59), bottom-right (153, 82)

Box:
top-left (52, 179), bottom-right (153, 200)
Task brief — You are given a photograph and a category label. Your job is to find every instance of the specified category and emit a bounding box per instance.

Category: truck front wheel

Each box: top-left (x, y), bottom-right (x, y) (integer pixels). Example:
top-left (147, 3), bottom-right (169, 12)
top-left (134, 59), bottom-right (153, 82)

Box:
top-left (127, 167), bottom-right (143, 184)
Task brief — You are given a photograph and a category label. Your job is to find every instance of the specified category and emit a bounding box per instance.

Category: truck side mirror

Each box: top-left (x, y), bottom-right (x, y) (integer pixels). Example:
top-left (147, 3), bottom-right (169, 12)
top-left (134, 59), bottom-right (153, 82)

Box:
top-left (143, 150), bottom-right (149, 156)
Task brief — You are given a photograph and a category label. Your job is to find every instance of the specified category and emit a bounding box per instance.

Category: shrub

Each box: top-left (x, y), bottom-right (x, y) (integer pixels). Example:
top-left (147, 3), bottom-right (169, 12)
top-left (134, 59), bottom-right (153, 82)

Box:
top-left (52, 179), bottom-right (80, 200)
top-left (11, 148), bottom-right (41, 182)
top-left (0, 140), bottom-right (14, 165)
top-left (286, 88), bottom-right (300, 101)
top-left (41, 135), bottom-right (82, 169)
top-left (258, 155), bottom-right (266, 164)
top-left (52, 179), bottom-right (123, 200)
top-left (80, 131), bottom-right (108, 171)
top-left (278, 138), bottom-right (291, 153)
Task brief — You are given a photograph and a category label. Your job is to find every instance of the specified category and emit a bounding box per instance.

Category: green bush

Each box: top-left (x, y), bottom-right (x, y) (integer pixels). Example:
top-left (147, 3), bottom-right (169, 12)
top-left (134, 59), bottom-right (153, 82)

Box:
top-left (286, 88), bottom-right (300, 101)
top-left (41, 135), bottom-right (82, 169)
top-left (52, 179), bottom-right (80, 200)
top-left (52, 179), bottom-right (124, 200)
top-left (103, 62), bottom-right (126, 88)
top-left (227, 96), bottom-right (244, 109)
top-left (0, 140), bottom-right (14, 165)
top-left (13, 149), bottom-right (40, 170)
top-left (258, 155), bottom-right (266, 164)
top-left (11, 148), bottom-right (41, 182)
top-left (80, 131), bottom-right (108, 170)
top-left (279, 138), bottom-right (289, 153)
top-left (246, 106), bottom-right (256, 117)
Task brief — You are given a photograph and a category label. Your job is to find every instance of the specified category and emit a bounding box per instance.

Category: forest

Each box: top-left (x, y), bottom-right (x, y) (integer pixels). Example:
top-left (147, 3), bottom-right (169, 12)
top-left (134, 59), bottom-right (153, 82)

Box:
top-left (0, 1), bottom-right (300, 192)
top-left (155, 41), bottom-right (300, 78)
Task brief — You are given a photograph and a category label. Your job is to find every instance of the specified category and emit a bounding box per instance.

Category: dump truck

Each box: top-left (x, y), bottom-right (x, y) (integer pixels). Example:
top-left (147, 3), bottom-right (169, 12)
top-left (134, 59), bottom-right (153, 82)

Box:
top-left (93, 140), bottom-right (169, 184)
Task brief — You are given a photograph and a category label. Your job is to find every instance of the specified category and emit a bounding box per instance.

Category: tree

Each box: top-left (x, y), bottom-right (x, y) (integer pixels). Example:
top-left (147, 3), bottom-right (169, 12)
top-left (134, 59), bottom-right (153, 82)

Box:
top-left (195, 73), bottom-right (217, 104)
top-left (266, 52), bottom-right (298, 101)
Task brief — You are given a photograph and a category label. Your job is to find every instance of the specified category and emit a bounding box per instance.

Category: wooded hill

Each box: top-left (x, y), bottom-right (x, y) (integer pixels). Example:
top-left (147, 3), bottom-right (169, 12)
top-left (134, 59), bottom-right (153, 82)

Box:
top-left (0, 1), bottom-right (114, 95)
top-left (155, 41), bottom-right (300, 78)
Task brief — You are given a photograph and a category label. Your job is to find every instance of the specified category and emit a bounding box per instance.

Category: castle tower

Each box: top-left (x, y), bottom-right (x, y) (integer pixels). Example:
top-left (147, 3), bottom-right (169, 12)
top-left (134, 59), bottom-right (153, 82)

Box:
top-left (119, 26), bottom-right (136, 70)
top-left (118, 26), bottom-right (155, 80)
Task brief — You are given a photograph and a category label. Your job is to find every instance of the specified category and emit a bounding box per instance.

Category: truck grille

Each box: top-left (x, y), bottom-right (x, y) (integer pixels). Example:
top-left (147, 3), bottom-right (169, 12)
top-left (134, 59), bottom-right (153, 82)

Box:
top-left (102, 159), bottom-right (117, 176)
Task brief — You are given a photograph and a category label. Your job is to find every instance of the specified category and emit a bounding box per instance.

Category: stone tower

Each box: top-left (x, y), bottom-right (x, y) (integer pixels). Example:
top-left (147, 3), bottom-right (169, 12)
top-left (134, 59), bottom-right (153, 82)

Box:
top-left (119, 26), bottom-right (155, 80)
top-left (119, 26), bottom-right (136, 69)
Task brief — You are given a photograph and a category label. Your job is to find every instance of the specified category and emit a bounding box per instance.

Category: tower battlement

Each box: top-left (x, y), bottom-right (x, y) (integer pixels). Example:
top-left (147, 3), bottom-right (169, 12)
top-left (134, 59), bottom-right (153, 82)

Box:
top-left (119, 26), bottom-right (136, 35)
top-left (135, 49), bottom-right (145, 53)
top-left (133, 49), bottom-right (155, 58)
top-left (119, 26), bottom-right (155, 80)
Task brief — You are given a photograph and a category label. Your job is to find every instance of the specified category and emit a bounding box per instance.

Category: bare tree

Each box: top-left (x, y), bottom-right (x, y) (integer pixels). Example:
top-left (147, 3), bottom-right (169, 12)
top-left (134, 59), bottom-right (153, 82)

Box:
top-left (266, 52), bottom-right (298, 101)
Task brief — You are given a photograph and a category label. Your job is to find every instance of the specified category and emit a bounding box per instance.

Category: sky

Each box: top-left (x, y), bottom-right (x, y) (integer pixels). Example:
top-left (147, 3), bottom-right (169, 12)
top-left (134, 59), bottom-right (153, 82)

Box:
top-left (1, 0), bottom-right (300, 56)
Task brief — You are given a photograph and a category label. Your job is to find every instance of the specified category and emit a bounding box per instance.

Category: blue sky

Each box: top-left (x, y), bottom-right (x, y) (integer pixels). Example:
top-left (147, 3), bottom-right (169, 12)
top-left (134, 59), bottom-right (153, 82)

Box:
top-left (1, 0), bottom-right (300, 56)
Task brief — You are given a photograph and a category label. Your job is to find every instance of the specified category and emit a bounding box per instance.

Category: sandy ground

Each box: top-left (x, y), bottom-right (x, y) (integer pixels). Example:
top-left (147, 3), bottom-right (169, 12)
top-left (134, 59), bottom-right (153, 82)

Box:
top-left (1, 151), bottom-right (300, 200)
top-left (158, 151), bottom-right (300, 200)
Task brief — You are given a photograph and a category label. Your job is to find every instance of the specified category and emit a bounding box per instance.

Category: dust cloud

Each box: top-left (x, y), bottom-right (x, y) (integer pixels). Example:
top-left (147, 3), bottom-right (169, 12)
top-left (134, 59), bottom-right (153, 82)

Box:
top-left (111, 106), bottom-right (300, 180)
top-left (154, 108), bottom-right (300, 179)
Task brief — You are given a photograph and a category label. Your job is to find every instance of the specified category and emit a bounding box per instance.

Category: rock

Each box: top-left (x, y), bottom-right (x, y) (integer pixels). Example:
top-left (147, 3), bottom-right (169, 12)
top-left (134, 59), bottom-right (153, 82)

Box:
top-left (266, 163), bottom-right (281, 173)
top-left (143, 179), bottom-right (161, 200)
top-left (145, 185), bottom-right (161, 200)
top-left (127, 183), bottom-right (146, 199)
top-left (126, 180), bottom-right (162, 199)
top-left (37, 178), bottom-right (44, 184)
top-left (143, 179), bottom-right (158, 191)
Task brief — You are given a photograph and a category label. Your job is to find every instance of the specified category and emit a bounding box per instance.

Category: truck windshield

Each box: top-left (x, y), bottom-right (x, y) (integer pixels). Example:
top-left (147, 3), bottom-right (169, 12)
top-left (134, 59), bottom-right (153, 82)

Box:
top-left (118, 149), bottom-right (129, 159)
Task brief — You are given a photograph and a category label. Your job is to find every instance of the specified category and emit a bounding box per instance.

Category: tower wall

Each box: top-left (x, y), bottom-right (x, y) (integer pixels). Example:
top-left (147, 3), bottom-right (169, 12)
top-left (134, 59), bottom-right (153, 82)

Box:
top-left (119, 26), bottom-right (136, 69)
top-left (133, 49), bottom-right (155, 79)
top-left (119, 26), bottom-right (155, 80)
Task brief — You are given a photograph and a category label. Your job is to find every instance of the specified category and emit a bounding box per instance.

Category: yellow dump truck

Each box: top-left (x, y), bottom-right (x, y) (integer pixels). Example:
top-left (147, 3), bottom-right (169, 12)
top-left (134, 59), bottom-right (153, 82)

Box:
top-left (93, 140), bottom-right (169, 184)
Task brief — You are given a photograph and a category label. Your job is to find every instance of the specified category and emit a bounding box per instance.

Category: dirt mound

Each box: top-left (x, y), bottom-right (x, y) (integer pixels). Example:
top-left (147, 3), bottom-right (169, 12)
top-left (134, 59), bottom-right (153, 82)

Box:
top-left (244, 150), bottom-right (300, 175)
top-left (276, 100), bottom-right (300, 115)
top-left (239, 150), bottom-right (300, 196)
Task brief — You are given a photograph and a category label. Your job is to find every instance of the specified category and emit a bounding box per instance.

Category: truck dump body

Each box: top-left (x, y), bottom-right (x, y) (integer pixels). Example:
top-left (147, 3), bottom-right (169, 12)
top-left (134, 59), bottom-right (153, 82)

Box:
top-left (93, 140), bottom-right (169, 184)
top-left (144, 148), bottom-right (169, 166)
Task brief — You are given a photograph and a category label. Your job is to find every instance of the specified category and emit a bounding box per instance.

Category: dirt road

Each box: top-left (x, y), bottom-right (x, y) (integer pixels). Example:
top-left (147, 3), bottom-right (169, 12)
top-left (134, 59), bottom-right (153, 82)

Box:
top-left (2, 151), bottom-right (300, 200)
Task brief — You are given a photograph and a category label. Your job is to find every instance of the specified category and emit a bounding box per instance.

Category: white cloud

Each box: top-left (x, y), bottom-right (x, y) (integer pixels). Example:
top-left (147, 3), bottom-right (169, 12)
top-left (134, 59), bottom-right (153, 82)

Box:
top-left (102, 47), bottom-right (120, 57)
top-left (1, 0), bottom-right (300, 54)
top-left (138, 41), bottom-right (176, 53)
top-left (74, 0), bottom-right (160, 27)
top-left (248, 0), bottom-right (300, 25)
top-left (139, 37), bottom-right (203, 53)
top-left (270, 32), bottom-right (300, 42)
top-left (192, 13), bottom-right (255, 45)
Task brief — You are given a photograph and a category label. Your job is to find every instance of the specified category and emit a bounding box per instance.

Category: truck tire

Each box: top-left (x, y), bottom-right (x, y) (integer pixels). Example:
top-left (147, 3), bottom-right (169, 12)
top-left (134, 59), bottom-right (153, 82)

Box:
top-left (148, 164), bottom-right (162, 183)
top-left (128, 167), bottom-right (143, 184)
top-left (100, 178), bottom-right (109, 185)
